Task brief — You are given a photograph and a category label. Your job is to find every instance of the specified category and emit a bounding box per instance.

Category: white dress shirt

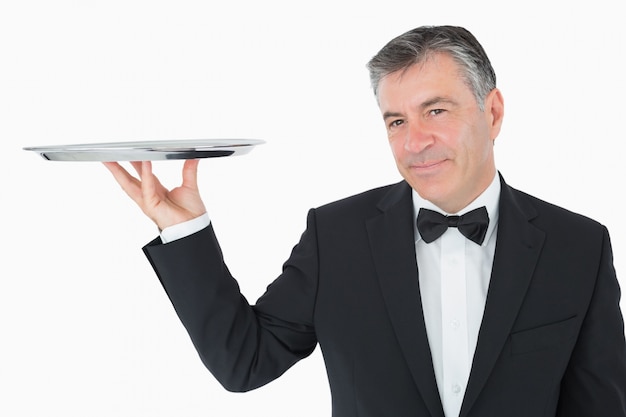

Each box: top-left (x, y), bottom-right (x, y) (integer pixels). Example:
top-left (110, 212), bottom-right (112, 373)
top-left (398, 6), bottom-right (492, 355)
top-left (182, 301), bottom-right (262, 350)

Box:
top-left (413, 174), bottom-right (500, 417)
top-left (160, 175), bottom-right (500, 417)
top-left (160, 213), bottom-right (210, 244)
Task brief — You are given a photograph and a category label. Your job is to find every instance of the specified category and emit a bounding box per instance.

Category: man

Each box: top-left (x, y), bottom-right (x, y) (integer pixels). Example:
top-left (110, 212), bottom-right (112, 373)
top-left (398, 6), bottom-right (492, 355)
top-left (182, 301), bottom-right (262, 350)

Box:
top-left (104, 26), bottom-right (626, 416)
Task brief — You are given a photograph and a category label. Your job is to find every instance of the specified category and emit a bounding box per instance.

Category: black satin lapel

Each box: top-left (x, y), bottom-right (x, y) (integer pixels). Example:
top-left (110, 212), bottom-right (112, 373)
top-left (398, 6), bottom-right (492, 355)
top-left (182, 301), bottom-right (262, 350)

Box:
top-left (367, 184), bottom-right (445, 417)
top-left (460, 181), bottom-right (545, 417)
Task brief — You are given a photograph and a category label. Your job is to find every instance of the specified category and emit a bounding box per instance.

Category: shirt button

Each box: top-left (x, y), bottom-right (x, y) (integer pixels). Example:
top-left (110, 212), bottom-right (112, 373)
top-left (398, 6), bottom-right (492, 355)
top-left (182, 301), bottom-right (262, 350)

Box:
top-left (451, 319), bottom-right (460, 329)
top-left (452, 384), bottom-right (462, 395)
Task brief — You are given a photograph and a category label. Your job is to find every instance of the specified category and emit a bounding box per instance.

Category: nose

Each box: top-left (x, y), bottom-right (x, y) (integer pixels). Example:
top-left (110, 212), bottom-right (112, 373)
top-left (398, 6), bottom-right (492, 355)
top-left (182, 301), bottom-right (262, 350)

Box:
top-left (404, 119), bottom-right (434, 153)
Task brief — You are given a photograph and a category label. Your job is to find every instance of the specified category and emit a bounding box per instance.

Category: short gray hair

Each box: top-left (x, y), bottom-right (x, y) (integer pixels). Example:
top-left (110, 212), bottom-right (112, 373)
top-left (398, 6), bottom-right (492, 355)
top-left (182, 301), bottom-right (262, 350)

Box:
top-left (366, 26), bottom-right (496, 110)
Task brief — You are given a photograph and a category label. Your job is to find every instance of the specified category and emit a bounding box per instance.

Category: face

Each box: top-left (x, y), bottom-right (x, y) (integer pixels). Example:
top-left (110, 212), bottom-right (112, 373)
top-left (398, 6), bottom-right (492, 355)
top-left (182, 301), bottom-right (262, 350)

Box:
top-left (377, 53), bottom-right (504, 213)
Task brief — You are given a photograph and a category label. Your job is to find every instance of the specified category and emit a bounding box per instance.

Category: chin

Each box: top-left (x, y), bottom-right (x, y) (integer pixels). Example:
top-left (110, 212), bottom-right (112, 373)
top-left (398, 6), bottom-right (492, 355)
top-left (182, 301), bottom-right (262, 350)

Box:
top-left (409, 181), bottom-right (442, 201)
top-left (407, 177), bottom-right (455, 208)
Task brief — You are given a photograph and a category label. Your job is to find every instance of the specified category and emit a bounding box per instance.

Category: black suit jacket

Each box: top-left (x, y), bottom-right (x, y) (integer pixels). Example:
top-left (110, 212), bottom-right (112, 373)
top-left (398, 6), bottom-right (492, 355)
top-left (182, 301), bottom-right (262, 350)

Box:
top-left (143, 175), bottom-right (626, 416)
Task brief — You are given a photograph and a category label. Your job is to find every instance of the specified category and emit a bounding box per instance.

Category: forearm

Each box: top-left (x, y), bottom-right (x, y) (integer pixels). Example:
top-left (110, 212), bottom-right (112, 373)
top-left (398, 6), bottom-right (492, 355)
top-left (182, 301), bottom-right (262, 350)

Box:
top-left (143, 221), bottom-right (318, 391)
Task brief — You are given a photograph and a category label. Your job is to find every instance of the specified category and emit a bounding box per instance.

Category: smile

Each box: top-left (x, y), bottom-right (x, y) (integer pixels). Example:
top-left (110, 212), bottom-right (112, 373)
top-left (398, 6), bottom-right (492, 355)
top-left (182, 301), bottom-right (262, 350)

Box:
top-left (411, 159), bottom-right (447, 170)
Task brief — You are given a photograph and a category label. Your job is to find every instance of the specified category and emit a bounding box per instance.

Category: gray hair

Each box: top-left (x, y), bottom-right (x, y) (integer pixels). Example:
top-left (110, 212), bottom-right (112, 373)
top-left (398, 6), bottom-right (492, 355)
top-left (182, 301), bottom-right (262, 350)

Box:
top-left (366, 26), bottom-right (496, 110)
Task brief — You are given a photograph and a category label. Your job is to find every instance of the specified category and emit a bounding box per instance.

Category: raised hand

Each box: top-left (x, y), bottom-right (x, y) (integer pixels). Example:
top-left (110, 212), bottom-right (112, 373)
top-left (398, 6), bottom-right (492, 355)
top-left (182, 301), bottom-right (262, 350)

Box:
top-left (103, 159), bottom-right (207, 230)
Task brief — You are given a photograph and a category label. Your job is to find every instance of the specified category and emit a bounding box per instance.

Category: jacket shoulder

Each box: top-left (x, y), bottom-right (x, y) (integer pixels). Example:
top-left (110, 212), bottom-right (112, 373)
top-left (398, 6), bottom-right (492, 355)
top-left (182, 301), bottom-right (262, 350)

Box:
top-left (314, 181), bottom-right (408, 219)
top-left (506, 183), bottom-right (606, 234)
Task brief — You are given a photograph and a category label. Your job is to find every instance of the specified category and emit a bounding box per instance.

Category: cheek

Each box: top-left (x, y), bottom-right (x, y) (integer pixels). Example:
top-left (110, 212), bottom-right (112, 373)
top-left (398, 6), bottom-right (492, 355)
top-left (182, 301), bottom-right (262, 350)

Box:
top-left (470, 133), bottom-right (494, 160)
top-left (450, 122), bottom-right (488, 160)
top-left (459, 139), bottom-right (494, 178)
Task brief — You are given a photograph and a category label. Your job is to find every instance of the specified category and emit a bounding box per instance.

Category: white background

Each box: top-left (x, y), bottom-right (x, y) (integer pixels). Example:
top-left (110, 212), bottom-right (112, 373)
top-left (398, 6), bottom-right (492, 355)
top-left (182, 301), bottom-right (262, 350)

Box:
top-left (1, 1), bottom-right (624, 416)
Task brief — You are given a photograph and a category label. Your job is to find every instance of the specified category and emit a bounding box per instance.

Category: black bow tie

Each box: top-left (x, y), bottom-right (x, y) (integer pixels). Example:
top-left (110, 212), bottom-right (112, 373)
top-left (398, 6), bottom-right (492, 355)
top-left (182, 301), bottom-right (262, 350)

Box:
top-left (417, 206), bottom-right (489, 245)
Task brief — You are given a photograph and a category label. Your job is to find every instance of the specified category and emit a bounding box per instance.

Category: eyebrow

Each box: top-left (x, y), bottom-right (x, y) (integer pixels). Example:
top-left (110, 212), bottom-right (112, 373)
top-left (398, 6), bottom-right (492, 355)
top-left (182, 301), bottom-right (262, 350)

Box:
top-left (382, 111), bottom-right (404, 121)
top-left (383, 96), bottom-right (458, 120)
top-left (420, 96), bottom-right (457, 109)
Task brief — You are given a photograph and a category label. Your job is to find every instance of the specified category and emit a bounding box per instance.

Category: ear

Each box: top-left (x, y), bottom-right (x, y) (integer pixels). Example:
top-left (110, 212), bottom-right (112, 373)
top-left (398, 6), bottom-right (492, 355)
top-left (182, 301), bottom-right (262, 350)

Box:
top-left (484, 88), bottom-right (504, 141)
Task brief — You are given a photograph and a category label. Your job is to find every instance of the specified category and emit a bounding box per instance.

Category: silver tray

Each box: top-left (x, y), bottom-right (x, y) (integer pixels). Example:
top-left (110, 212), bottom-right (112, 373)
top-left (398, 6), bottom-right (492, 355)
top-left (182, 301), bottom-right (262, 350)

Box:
top-left (24, 139), bottom-right (265, 161)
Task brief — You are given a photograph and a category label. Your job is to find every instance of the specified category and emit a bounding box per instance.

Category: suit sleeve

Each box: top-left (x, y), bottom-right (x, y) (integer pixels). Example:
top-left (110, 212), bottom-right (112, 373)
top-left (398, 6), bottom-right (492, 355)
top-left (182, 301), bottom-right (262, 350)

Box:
top-left (557, 227), bottom-right (626, 416)
top-left (142, 210), bottom-right (320, 392)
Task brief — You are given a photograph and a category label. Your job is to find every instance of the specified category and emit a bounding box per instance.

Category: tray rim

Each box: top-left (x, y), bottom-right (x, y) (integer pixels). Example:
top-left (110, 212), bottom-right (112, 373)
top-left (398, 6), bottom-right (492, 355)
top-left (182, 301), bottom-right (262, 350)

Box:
top-left (23, 138), bottom-right (266, 161)
top-left (23, 138), bottom-right (266, 152)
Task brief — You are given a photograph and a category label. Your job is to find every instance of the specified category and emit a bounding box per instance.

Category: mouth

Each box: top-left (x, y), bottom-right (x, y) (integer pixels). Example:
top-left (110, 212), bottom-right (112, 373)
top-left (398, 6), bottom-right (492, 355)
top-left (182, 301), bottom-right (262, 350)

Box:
top-left (411, 159), bottom-right (448, 171)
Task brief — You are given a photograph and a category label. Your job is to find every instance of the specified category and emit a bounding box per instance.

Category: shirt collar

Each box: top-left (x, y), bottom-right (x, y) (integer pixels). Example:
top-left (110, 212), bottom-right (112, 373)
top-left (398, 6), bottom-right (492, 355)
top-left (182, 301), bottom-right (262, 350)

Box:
top-left (412, 173), bottom-right (501, 246)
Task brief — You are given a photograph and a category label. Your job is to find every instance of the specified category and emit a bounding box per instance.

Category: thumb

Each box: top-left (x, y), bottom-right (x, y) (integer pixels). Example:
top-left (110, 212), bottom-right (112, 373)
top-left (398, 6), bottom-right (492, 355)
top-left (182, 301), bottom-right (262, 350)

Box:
top-left (182, 159), bottom-right (200, 190)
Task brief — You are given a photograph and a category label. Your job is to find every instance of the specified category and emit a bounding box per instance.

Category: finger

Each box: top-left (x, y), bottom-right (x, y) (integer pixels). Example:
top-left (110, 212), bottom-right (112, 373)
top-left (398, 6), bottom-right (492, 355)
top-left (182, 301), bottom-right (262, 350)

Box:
top-left (103, 161), bottom-right (123, 173)
top-left (140, 161), bottom-right (169, 211)
top-left (102, 161), bottom-right (119, 174)
top-left (182, 159), bottom-right (200, 190)
top-left (102, 161), bottom-right (143, 202)
top-left (130, 161), bottom-right (143, 177)
top-left (140, 161), bottom-right (158, 203)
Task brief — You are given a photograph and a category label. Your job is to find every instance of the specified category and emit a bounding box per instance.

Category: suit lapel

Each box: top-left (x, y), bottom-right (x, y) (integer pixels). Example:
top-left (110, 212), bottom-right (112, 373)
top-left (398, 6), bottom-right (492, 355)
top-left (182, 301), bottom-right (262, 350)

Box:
top-left (460, 176), bottom-right (546, 417)
top-left (366, 182), bottom-right (445, 417)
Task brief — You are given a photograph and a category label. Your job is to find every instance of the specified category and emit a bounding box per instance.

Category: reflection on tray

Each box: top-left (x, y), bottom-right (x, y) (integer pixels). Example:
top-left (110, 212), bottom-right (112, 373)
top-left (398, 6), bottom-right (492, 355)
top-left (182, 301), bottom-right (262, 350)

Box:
top-left (24, 139), bottom-right (265, 162)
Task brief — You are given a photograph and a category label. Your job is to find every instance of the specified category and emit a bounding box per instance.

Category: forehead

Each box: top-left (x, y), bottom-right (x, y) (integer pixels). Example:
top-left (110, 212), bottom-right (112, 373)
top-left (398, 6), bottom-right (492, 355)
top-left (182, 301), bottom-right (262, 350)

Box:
top-left (377, 53), bottom-right (470, 106)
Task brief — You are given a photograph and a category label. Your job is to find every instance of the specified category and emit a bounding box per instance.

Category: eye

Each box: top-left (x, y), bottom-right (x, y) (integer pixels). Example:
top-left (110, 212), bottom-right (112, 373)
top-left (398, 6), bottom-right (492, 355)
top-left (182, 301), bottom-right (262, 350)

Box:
top-left (388, 119), bottom-right (404, 128)
top-left (428, 109), bottom-right (445, 116)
